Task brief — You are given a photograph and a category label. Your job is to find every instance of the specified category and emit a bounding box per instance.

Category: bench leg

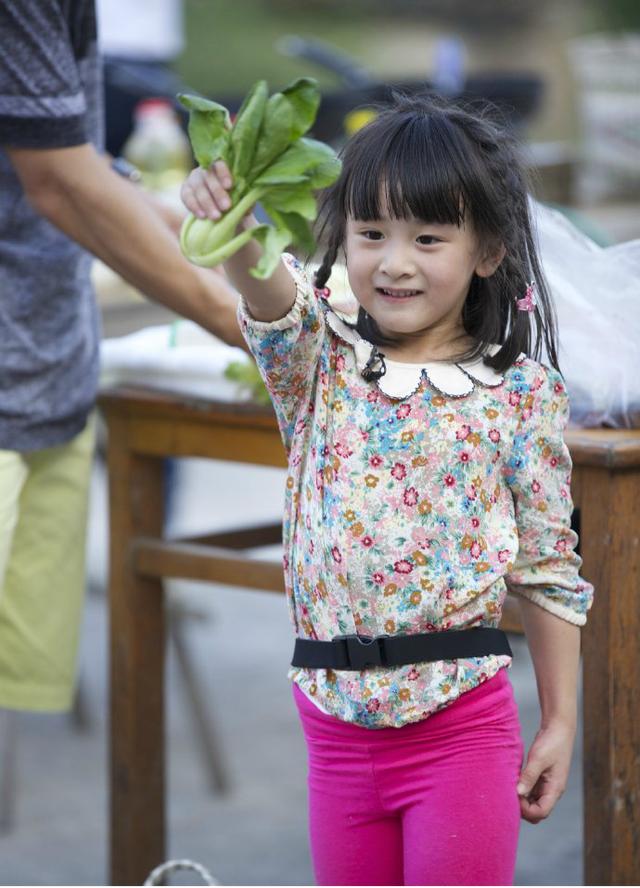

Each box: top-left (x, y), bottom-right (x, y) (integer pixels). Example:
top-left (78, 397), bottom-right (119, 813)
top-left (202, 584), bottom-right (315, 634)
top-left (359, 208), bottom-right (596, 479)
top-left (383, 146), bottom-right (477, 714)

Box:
top-left (581, 466), bottom-right (640, 885)
top-left (108, 420), bottom-right (166, 886)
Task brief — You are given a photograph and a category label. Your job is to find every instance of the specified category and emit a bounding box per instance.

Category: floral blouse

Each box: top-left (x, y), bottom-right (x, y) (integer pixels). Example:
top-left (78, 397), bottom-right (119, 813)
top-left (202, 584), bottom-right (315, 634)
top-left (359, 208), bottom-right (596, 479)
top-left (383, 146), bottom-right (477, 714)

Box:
top-left (237, 255), bottom-right (594, 729)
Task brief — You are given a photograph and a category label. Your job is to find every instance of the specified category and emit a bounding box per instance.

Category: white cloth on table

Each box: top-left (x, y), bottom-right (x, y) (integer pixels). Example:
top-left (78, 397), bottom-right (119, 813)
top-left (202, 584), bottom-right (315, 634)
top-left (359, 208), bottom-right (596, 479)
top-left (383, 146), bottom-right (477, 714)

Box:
top-left (100, 321), bottom-right (253, 401)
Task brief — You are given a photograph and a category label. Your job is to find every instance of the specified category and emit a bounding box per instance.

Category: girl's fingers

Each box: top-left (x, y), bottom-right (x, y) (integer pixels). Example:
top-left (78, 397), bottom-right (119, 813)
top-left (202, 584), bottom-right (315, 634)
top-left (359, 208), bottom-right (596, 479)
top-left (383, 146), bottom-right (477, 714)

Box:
top-left (212, 159), bottom-right (233, 189)
top-left (181, 166), bottom-right (233, 219)
top-left (519, 773), bottom-right (564, 824)
top-left (181, 180), bottom-right (216, 219)
top-left (520, 788), bottom-right (557, 823)
top-left (180, 181), bottom-right (206, 218)
top-left (202, 171), bottom-right (231, 216)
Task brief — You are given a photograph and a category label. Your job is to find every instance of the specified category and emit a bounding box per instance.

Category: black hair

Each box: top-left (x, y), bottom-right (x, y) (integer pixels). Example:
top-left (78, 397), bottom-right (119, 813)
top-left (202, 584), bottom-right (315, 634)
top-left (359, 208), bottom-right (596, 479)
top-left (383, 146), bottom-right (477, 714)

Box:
top-left (313, 92), bottom-right (560, 375)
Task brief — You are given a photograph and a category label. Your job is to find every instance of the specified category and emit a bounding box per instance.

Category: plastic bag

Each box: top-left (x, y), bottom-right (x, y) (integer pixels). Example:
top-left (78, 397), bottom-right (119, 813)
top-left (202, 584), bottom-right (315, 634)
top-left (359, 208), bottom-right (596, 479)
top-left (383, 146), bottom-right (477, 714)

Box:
top-left (533, 201), bottom-right (640, 428)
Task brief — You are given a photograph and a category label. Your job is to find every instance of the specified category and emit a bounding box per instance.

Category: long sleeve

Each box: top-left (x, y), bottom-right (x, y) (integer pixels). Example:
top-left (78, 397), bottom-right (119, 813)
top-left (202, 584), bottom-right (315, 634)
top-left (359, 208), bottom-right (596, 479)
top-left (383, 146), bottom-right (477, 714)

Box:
top-left (237, 254), bottom-right (326, 454)
top-left (503, 364), bottom-right (594, 625)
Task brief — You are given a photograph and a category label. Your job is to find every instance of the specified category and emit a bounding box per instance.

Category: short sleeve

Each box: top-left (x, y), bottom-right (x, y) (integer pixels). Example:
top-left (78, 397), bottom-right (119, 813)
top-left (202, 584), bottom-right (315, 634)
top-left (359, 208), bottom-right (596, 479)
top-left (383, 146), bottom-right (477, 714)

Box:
top-left (237, 253), bottom-right (326, 452)
top-left (0, 1), bottom-right (91, 148)
top-left (503, 364), bottom-right (594, 625)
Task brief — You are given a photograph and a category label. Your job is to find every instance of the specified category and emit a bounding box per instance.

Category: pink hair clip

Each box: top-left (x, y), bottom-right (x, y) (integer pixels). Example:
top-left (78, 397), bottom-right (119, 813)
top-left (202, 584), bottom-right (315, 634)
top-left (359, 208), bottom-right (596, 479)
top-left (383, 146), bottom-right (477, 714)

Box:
top-left (515, 281), bottom-right (536, 313)
top-left (314, 286), bottom-right (331, 300)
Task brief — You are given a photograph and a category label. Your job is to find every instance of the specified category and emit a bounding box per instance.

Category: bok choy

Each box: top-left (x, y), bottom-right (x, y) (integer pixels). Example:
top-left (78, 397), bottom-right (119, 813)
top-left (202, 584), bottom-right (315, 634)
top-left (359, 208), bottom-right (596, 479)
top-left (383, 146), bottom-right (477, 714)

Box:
top-left (178, 78), bottom-right (341, 279)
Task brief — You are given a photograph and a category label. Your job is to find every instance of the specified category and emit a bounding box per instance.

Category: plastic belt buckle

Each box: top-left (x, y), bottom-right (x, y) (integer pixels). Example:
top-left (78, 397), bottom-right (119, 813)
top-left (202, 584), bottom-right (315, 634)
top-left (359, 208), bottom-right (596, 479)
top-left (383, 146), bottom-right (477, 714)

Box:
top-left (337, 634), bottom-right (388, 669)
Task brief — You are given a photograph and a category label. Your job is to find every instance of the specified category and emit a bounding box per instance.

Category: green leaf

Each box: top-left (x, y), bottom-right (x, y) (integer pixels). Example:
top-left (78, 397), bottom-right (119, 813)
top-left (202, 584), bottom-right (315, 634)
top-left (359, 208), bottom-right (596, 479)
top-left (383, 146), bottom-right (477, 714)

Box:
top-left (250, 226), bottom-right (293, 279)
top-left (179, 77), bottom-right (341, 279)
top-left (281, 78), bottom-right (321, 140)
top-left (250, 80), bottom-right (321, 180)
top-left (179, 92), bottom-right (232, 169)
top-left (255, 137), bottom-right (337, 184)
top-left (191, 113), bottom-right (231, 169)
top-left (262, 183), bottom-right (317, 220)
top-left (178, 94), bottom-right (230, 116)
top-left (254, 174), bottom-right (308, 187)
top-left (267, 209), bottom-right (316, 255)
top-left (230, 79), bottom-right (268, 182)
top-left (305, 154), bottom-right (343, 189)
top-left (250, 93), bottom-right (294, 179)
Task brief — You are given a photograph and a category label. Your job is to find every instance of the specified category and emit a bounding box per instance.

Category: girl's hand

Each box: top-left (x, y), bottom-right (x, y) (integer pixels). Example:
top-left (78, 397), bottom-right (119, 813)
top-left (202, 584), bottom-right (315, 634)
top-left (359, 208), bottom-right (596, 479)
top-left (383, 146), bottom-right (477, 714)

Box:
top-left (180, 160), bottom-right (235, 221)
top-left (517, 720), bottom-right (576, 823)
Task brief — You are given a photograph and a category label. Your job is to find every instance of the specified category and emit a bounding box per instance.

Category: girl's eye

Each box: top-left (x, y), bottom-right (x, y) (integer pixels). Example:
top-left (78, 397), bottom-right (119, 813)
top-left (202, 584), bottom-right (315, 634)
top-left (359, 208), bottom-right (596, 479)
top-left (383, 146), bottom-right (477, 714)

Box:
top-left (417, 234), bottom-right (440, 245)
top-left (361, 230), bottom-right (384, 240)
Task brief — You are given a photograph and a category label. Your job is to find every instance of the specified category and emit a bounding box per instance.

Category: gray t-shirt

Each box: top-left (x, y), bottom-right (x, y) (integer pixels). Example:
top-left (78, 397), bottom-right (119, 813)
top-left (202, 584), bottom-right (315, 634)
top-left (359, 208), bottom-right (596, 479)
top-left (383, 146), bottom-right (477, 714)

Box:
top-left (0, 0), bottom-right (103, 451)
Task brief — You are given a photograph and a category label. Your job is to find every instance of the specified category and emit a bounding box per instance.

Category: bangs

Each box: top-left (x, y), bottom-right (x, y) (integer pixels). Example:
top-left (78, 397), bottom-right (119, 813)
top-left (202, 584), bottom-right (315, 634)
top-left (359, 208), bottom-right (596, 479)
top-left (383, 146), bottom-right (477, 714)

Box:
top-left (343, 112), bottom-right (481, 227)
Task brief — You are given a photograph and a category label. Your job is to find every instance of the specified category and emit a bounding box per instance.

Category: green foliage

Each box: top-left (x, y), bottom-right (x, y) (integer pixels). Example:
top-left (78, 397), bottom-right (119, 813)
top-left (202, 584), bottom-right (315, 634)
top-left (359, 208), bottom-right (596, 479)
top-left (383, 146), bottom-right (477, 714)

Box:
top-left (179, 77), bottom-right (341, 278)
top-left (223, 360), bottom-right (271, 404)
top-left (230, 80), bottom-right (270, 188)
top-left (178, 94), bottom-right (231, 168)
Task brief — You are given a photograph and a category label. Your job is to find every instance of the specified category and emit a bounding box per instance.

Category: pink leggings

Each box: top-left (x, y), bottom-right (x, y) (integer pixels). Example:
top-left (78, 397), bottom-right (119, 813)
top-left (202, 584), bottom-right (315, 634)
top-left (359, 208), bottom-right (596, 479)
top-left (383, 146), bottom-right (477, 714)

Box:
top-left (294, 669), bottom-right (523, 886)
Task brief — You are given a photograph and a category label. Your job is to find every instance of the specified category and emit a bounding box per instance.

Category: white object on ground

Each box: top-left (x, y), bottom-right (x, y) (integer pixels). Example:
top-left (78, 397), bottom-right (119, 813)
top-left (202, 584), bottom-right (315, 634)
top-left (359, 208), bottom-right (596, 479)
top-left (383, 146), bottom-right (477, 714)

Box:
top-left (144, 858), bottom-right (218, 886)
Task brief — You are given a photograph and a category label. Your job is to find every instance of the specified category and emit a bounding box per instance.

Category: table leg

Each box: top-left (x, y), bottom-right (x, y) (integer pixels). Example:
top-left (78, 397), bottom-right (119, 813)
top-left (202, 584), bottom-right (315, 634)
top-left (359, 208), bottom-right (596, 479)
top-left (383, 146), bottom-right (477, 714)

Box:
top-left (108, 416), bottom-right (166, 885)
top-left (581, 466), bottom-right (640, 885)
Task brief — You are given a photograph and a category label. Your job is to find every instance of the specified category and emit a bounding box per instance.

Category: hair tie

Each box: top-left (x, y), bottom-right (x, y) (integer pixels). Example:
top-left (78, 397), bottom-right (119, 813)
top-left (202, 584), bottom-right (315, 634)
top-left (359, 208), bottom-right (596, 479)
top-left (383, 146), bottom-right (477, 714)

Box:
top-left (515, 281), bottom-right (536, 313)
top-left (314, 286), bottom-right (331, 300)
top-left (361, 346), bottom-right (387, 382)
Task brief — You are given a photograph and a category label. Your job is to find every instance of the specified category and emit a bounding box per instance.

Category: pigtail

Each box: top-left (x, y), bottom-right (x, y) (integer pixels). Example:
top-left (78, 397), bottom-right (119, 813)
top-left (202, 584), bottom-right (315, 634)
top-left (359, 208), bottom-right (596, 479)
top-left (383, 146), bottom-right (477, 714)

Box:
top-left (314, 232), bottom-right (341, 290)
top-left (312, 185), bottom-right (344, 290)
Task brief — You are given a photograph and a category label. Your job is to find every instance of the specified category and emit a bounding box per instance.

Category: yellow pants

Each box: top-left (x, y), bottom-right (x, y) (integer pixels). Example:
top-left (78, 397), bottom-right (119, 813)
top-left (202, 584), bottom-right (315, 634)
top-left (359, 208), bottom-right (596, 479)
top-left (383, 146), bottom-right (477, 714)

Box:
top-left (0, 417), bottom-right (95, 711)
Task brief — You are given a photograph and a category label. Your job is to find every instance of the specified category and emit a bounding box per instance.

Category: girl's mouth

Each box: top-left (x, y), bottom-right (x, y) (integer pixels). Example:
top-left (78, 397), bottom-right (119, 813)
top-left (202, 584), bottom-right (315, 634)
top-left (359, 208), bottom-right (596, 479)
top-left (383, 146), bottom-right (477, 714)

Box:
top-left (377, 287), bottom-right (422, 300)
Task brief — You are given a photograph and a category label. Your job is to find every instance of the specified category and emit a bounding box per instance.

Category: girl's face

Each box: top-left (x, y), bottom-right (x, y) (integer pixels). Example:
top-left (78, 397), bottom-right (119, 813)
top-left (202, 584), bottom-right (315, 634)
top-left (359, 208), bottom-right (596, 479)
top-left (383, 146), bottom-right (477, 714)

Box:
top-left (344, 200), bottom-right (501, 361)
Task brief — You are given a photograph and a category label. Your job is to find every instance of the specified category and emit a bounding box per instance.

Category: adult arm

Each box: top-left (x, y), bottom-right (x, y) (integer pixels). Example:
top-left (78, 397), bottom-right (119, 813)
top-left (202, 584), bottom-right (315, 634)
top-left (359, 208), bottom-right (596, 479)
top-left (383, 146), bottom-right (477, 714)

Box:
top-left (6, 143), bottom-right (248, 351)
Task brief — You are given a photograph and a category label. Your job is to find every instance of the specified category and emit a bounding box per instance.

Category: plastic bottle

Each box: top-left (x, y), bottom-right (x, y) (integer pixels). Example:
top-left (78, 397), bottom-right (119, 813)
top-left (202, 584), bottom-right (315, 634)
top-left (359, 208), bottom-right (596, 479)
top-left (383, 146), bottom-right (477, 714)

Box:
top-left (122, 97), bottom-right (192, 193)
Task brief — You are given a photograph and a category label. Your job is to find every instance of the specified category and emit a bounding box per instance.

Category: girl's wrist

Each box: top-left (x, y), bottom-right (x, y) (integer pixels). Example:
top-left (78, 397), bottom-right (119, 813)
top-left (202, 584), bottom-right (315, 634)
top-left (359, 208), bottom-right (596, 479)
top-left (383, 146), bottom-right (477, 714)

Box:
top-left (537, 684), bottom-right (578, 729)
top-left (539, 707), bottom-right (578, 732)
top-left (237, 211), bottom-right (259, 233)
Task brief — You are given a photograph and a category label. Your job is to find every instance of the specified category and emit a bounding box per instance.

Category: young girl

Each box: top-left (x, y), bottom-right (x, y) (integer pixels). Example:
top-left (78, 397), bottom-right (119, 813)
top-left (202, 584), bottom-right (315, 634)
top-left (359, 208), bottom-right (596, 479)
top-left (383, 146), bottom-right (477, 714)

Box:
top-left (182, 94), bottom-right (594, 887)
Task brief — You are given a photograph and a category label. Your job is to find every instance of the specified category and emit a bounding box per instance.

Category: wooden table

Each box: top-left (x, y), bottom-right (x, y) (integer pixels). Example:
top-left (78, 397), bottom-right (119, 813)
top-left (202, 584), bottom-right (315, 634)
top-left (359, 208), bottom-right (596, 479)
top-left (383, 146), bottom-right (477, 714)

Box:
top-left (99, 386), bottom-right (640, 886)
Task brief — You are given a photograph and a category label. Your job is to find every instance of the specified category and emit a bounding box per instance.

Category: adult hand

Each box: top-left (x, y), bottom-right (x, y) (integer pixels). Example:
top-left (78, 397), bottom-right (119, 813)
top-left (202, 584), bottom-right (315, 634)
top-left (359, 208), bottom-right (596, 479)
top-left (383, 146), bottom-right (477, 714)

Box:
top-left (517, 720), bottom-right (576, 823)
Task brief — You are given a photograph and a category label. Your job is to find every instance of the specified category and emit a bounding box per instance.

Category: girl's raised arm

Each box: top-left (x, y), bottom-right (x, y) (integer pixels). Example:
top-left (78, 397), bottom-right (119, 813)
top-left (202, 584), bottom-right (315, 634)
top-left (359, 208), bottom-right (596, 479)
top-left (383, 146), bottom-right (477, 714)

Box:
top-left (181, 160), bottom-right (296, 322)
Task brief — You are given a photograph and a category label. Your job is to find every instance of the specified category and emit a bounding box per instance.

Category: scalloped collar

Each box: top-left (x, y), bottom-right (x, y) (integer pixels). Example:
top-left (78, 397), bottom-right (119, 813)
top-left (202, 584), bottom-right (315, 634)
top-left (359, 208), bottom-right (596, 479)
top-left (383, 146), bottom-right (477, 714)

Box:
top-left (324, 305), bottom-right (518, 400)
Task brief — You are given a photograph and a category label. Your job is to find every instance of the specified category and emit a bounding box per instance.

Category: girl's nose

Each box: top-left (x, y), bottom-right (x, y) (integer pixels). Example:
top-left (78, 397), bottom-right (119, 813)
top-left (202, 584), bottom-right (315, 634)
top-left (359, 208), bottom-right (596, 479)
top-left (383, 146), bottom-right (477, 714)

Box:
top-left (378, 243), bottom-right (415, 278)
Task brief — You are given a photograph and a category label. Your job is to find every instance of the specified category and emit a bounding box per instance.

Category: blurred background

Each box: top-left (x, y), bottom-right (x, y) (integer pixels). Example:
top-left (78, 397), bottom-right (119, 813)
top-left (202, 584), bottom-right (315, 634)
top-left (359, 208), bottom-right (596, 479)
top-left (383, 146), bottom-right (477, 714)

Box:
top-left (104, 0), bottom-right (640, 210)
top-left (1, 0), bottom-right (639, 884)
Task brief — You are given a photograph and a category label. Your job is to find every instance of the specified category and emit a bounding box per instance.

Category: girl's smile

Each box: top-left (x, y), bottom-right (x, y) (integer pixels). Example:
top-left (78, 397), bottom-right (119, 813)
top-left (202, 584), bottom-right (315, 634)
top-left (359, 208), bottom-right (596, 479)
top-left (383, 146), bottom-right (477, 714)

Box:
top-left (377, 287), bottom-right (423, 300)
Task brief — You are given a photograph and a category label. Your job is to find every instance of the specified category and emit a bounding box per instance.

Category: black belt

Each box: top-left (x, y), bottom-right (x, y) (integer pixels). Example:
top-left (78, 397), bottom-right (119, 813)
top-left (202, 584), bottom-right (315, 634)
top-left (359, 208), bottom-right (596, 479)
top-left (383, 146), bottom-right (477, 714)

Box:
top-left (291, 628), bottom-right (512, 671)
